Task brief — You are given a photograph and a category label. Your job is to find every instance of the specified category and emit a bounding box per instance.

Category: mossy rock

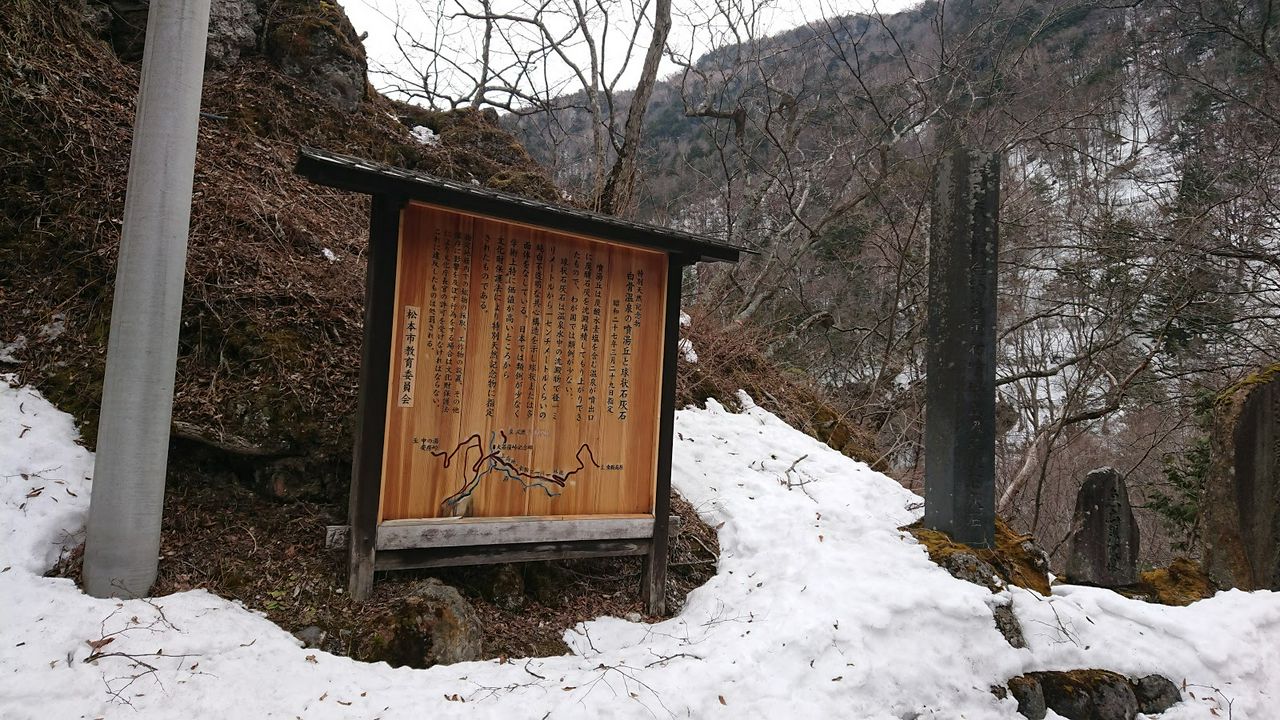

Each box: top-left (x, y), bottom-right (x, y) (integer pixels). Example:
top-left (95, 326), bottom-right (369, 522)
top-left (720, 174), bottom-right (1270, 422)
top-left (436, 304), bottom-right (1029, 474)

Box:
top-left (1002, 670), bottom-right (1181, 720)
top-left (263, 0), bottom-right (368, 109)
top-left (357, 579), bottom-right (484, 668)
top-left (1031, 670), bottom-right (1138, 720)
top-left (907, 518), bottom-right (1053, 596)
top-left (1135, 557), bottom-right (1215, 606)
top-left (1007, 675), bottom-right (1046, 719)
top-left (265, 0), bottom-right (367, 61)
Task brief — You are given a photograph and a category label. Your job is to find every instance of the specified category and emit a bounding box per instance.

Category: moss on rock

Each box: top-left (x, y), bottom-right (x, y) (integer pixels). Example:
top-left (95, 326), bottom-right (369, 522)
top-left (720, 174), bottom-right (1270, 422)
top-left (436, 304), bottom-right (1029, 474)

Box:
top-left (907, 518), bottom-right (1053, 596)
top-left (1135, 557), bottom-right (1215, 606)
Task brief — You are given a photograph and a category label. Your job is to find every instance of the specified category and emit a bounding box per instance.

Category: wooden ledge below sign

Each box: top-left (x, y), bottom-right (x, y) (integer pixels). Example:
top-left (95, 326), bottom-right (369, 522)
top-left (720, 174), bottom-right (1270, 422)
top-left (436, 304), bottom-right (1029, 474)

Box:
top-left (377, 515), bottom-right (656, 551)
top-left (325, 515), bottom-right (683, 551)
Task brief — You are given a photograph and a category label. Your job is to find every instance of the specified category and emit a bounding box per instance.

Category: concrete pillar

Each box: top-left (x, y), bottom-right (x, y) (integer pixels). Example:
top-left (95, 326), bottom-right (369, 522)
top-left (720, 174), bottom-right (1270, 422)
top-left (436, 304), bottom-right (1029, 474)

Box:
top-left (83, 0), bottom-right (212, 598)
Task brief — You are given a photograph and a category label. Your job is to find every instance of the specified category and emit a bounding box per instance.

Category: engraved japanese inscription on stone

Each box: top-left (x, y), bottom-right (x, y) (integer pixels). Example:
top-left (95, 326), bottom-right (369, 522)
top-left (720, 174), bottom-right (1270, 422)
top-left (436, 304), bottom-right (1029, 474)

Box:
top-left (380, 202), bottom-right (668, 521)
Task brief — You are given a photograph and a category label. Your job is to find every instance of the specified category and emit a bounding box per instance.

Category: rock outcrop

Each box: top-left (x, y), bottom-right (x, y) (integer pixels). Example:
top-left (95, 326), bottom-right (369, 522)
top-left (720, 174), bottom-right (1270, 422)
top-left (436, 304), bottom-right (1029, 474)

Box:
top-left (205, 0), bottom-right (261, 68)
top-left (1001, 671), bottom-right (1182, 720)
top-left (262, 0), bottom-right (368, 110)
top-left (88, 0), bottom-right (365, 107)
top-left (1202, 364), bottom-right (1280, 591)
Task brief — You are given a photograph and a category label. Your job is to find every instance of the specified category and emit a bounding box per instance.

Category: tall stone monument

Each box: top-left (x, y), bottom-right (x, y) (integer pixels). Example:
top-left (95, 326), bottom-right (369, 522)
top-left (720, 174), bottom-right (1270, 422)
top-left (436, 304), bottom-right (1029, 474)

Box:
top-left (1065, 467), bottom-right (1139, 587)
top-left (924, 148), bottom-right (1001, 547)
top-left (1203, 366), bottom-right (1280, 590)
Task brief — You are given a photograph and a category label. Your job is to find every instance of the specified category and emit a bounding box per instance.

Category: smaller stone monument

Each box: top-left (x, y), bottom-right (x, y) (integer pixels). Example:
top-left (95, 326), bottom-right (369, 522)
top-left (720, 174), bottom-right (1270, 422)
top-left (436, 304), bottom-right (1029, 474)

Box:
top-left (1065, 467), bottom-right (1139, 586)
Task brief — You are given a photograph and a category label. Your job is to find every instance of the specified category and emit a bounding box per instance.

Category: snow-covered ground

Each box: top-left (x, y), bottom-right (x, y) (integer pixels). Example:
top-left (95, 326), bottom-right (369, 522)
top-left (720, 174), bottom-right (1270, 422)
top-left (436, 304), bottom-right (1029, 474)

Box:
top-left (1, 375), bottom-right (1277, 719)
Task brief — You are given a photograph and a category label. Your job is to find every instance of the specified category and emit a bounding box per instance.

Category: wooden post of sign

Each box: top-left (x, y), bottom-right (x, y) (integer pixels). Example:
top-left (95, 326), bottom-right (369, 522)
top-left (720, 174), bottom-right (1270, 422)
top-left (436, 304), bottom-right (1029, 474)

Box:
top-left (348, 194), bottom-right (405, 600)
top-left (642, 258), bottom-right (686, 616)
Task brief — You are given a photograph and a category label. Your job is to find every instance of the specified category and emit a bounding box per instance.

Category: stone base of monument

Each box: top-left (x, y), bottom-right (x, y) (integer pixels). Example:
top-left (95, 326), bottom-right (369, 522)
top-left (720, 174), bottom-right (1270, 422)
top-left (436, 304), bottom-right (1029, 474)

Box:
top-left (906, 517), bottom-right (1054, 649)
top-left (906, 517), bottom-right (1053, 596)
top-left (1109, 557), bottom-right (1217, 606)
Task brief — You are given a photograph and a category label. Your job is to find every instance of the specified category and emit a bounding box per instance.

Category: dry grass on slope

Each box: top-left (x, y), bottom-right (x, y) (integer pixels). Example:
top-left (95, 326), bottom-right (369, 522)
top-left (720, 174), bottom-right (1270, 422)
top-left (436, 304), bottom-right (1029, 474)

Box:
top-left (1, 4), bottom-right (560, 498)
top-left (676, 310), bottom-right (885, 470)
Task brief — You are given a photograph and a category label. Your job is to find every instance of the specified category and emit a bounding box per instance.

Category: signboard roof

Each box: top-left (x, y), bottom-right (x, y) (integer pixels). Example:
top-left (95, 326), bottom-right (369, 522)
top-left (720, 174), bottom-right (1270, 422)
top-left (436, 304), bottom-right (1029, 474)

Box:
top-left (296, 147), bottom-right (747, 264)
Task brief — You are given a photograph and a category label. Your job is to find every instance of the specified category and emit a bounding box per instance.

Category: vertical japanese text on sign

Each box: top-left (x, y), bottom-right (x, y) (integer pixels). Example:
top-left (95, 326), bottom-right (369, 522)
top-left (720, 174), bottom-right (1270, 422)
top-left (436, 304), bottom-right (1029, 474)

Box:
top-left (380, 203), bottom-right (668, 521)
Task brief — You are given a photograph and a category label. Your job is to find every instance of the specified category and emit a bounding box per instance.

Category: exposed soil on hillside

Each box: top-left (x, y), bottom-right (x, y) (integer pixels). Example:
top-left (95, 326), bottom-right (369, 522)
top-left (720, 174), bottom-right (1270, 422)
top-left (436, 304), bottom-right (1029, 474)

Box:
top-left (1, 4), bottom-right (561, 501)
top-left (676, 310), bottom-right (885, 470)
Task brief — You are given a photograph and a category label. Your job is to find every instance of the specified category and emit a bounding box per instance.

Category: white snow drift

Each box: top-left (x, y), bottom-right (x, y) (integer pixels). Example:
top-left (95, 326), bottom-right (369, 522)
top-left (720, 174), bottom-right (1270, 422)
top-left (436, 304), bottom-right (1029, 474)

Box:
top-left (1, 376), bottom-right (1276, 719)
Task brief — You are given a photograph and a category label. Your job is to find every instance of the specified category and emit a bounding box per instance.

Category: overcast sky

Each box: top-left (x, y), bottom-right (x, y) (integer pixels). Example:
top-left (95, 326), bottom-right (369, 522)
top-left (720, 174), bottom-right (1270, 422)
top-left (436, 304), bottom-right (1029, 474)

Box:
top-left (337, 0), bottom-right (921, 106)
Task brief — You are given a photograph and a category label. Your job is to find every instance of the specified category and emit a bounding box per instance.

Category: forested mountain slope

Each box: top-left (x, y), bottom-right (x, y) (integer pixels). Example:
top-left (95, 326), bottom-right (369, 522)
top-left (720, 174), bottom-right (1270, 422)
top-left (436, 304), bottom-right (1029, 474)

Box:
top-left (511, 0), bottom-right (1280, 562)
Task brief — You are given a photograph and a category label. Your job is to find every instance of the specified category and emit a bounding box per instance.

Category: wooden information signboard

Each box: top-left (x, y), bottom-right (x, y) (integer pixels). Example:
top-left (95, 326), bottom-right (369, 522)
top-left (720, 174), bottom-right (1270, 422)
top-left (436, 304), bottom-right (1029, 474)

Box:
top-left (295, 148), bottom-right (741, 614)
top-left (382, 203), bottom-right (667, 522)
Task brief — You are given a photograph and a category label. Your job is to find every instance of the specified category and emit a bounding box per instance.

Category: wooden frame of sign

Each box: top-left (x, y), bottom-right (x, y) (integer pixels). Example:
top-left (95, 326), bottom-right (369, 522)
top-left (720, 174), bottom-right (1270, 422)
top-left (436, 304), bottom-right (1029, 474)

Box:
top-left (296, 149), bottom-right (742, 614)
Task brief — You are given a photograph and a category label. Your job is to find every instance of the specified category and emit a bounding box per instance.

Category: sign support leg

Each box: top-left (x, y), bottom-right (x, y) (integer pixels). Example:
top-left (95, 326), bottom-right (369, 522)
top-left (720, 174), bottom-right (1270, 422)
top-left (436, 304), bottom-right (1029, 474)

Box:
top-left (643, 259), bottom-right (686, 615)
top-left (348, 195), bottom-right (404, 600)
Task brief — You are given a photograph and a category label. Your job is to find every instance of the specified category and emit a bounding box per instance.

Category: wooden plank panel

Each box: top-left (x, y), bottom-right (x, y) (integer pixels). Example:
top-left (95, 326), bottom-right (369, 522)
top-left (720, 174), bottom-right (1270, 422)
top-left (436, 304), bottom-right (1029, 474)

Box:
top-left (376, 516), bottom-right (655, 550)
top-left (374, 540), bottom-right (651, 571)
top-left (379, 202), bottom-right (668, 521)
top-left (327, 514), bottom-right (683, 549)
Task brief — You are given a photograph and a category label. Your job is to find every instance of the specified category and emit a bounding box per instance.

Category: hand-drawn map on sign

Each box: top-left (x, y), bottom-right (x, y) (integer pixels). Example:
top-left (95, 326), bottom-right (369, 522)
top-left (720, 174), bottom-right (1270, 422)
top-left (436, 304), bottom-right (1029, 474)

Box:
top-left (380, 202), bottom-right (668, 521)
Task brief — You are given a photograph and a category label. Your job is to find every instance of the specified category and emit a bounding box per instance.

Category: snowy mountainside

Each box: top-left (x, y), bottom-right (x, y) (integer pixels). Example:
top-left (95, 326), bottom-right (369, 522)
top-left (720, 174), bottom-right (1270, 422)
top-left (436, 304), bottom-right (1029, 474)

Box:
top-left (1, 377), bottom-right (1277, 719)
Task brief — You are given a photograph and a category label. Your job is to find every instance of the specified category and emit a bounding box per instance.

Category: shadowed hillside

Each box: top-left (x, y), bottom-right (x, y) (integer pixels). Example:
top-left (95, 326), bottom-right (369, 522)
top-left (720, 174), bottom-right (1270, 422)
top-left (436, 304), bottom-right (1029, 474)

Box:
top-left (0, 0), bottom-right (561, 498)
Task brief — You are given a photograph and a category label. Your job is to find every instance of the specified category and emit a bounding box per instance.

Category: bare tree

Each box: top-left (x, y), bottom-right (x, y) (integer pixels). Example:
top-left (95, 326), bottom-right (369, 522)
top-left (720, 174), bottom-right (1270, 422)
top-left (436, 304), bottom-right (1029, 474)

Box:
top-left (376, 0), bottom-right (1280, 557)
top-left (659, 0), bottom-right (1280, 557)
top-left (375, 0), bottom-right (672, 214)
